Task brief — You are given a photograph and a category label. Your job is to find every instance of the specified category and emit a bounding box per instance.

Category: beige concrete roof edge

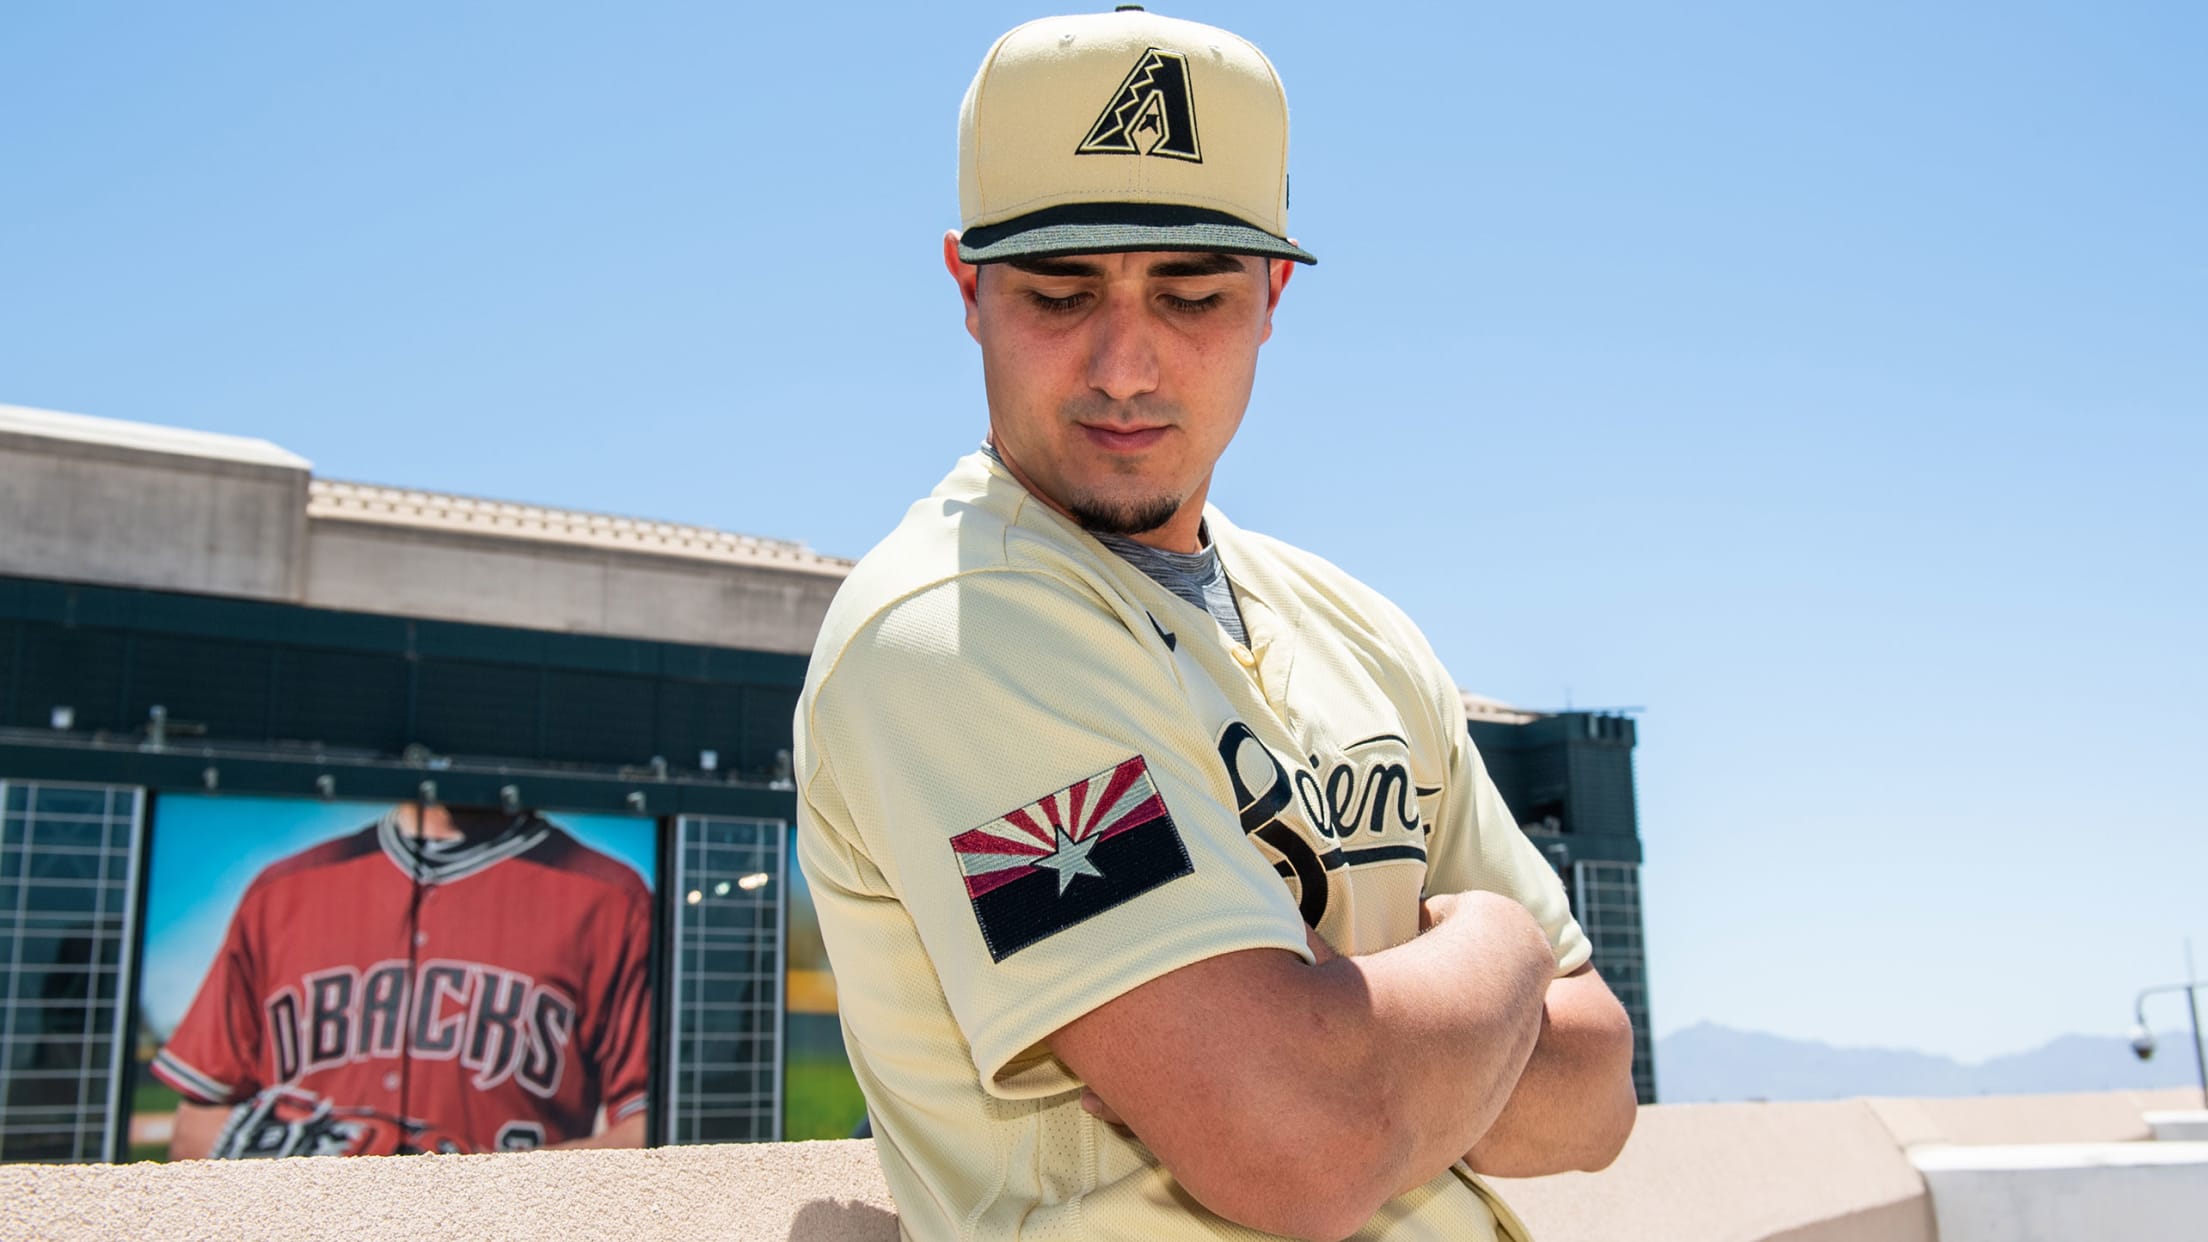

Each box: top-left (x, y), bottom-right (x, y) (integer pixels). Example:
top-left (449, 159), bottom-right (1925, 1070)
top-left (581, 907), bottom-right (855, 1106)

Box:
top-left (0, 402), bottom-right (311, 471)
top-left (308, 477), bottom-right (854, 577)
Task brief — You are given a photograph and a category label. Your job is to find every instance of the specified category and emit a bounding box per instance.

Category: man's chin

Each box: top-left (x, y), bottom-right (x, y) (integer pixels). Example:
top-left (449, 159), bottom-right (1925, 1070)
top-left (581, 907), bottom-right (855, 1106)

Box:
top-left (1066, 493), bottom-right (1184, 538)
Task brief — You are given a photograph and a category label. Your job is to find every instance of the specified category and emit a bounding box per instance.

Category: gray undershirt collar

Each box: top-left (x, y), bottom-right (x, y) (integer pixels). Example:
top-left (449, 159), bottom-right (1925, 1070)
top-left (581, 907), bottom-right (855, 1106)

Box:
top-left (981, 443), bottom-right (1249, 645)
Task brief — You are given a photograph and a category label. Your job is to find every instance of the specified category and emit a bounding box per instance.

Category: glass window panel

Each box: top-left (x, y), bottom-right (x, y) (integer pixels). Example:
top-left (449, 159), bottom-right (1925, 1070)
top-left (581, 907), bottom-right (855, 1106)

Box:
top-left (27, 788), bottom-right (109, 818)
top-left (17, 820), bottom-right (111, 851)
top-left (0, 782), bottom-right (141, 1163)
top-left (24, 850), bottom-right (107, 883)
top-left (19, 883), bottom-right (103, 915)
top-left (666, 815), bottom-right (785, 1145)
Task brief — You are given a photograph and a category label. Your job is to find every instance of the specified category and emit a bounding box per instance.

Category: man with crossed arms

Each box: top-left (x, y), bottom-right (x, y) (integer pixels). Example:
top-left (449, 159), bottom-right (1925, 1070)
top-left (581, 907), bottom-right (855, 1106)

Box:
top-left (796, 8), bottom-right (1636, 1239)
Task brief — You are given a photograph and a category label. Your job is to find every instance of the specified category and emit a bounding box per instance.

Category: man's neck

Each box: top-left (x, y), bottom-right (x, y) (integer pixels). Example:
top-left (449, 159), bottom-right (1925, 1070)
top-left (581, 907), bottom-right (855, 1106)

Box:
top-left (985, 436), bottom-right (1210, 554)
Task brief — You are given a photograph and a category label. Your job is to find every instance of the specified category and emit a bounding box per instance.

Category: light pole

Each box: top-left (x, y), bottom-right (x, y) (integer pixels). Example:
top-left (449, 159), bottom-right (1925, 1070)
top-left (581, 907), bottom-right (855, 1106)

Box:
top-left (2129, 940), bottom-right (2208, 1111)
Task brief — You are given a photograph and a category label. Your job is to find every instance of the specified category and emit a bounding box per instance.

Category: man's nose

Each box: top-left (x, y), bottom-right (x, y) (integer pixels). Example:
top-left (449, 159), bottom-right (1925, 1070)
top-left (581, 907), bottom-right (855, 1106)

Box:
top-left (1084, 295), bottom-right (1160, 403)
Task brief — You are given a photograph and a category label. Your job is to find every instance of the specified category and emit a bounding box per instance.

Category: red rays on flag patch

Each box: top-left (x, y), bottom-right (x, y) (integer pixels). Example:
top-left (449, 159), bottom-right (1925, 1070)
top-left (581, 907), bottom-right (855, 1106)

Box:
top-left (951, 755), bottom-right (1193, 961)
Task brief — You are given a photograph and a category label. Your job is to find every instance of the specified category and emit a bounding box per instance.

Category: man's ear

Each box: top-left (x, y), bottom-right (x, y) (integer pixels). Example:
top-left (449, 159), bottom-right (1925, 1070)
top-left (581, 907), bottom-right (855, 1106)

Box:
top-left (944, 230), bottom-right (983, 343)
top-left (1260, 255), bottom-right (1295, 343)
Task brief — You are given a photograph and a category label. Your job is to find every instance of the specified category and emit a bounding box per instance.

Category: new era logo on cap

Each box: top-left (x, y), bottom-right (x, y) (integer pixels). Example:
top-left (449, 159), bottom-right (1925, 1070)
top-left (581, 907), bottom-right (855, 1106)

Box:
top-left (955, 7), bottom-right (1314, 265)
top-left (951, 755), bottom-right (1193, 961)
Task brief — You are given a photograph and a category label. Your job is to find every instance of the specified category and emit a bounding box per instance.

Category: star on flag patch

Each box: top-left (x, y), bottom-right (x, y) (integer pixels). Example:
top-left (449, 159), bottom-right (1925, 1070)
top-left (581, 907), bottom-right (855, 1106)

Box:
top-left (951, 755), bottom-right (1194, 961)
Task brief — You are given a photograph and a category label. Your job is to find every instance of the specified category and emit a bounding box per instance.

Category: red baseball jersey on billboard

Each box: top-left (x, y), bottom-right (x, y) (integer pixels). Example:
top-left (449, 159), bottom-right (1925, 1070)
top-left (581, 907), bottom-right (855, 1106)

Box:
top-left (151, 812), bottom-right (651, 1156)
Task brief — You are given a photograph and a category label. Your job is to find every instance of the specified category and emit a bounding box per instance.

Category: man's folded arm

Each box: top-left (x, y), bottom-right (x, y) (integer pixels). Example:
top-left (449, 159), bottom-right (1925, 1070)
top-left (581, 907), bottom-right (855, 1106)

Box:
top-left (1464, 962), bottom-right (1639, 1177)
top-left (1047, 890), bottom-right (1555, 1242)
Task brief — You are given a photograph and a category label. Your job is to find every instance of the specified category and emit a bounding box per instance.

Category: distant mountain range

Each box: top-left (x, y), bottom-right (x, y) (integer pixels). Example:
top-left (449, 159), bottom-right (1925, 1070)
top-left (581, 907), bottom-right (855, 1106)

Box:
top-left (1654, 1022), bottom-right (2208, 1102)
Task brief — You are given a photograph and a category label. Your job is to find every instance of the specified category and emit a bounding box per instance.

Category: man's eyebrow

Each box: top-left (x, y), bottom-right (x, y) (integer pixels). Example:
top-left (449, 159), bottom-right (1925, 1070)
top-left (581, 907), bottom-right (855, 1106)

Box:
top-left (1000, 254), bottom-right (1252, 279)
top-left (1005, 257), bottom-right (1106, 278)
top-left (1147, 253), bottom-right (1250, 278)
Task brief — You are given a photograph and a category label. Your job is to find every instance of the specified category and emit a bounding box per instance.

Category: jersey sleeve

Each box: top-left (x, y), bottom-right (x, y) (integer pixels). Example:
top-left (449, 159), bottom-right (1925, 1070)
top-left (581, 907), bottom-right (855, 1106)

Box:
top-left (150, 897), bottom-right (266, 1106)
top-left (1424, 727), bottom-right (1592, 977)
top-left (803, 570), bottom-right (1310, 1098)
top-left (589, 886), bottom-right (654, 1130)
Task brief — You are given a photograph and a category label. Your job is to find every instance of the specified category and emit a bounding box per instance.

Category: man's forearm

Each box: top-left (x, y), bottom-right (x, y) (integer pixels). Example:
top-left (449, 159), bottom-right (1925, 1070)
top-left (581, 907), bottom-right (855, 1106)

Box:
top-left (1056, 890), bottom-right (1556, 1239)
top-left (1464, 965), bottom-right (1639, 1177)
top-left (1337, 893), bottom-right (1557, 1187)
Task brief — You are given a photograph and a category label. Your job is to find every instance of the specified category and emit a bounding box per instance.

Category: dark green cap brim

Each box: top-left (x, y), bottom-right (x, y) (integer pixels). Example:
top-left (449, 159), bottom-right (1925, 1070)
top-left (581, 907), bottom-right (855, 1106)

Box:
top-left (958, 203), bottom-right (1315, 265)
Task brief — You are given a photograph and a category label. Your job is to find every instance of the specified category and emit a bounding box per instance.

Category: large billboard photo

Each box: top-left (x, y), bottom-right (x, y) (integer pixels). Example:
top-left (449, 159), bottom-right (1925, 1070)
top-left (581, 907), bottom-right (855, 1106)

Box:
top-left (132, 796), bottom-right (655, 1161)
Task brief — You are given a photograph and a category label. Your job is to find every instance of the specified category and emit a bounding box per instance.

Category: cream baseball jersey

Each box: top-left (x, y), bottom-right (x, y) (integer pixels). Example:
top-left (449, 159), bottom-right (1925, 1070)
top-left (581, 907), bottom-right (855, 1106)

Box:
top-left (796, 453), bottom-right (1590, 1241)
top-left (151, 813), bottom-right (652, 1156)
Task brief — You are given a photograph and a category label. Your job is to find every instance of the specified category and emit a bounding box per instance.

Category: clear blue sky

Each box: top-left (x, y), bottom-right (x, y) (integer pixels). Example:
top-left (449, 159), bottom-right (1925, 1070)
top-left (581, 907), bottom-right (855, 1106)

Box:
top-left (3, 2), bottom-right (2201, 1062)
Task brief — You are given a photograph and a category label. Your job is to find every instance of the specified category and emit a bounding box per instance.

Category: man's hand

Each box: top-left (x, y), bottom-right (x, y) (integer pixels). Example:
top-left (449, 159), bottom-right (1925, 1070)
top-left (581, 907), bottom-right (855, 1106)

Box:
top-left (168, 1100), bottom-right (230, 1160)
top-left (550, 1111), bottom-right (646, 1150)
top-left (1051, 891), bottom-right (1554, 1240)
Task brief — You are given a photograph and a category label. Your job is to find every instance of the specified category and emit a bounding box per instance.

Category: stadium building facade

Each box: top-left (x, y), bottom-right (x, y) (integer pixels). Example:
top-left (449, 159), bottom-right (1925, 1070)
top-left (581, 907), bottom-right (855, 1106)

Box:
top-left (0, 404), bottom-right (1654, 1163)
top-left (0, 405), bottom-right (850, 1161)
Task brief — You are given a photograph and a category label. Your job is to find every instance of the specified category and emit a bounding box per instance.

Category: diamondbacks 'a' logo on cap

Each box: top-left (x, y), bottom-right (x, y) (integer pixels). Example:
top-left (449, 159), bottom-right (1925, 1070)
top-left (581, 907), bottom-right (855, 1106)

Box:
top-left (1076, 47), bottom-right (1202, 163)
top-left (950, 755), bottom-right (1193, 961)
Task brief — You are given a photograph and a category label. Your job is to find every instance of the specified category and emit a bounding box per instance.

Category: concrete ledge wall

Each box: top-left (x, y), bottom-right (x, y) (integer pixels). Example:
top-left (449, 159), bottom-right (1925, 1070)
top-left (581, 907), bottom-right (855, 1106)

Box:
top-left (5, 1090), bottom-right (2200, 1242)
top-left (1489, 1099), bottom-right (1936, 1242)
top-left (1913, 1142), bottom-right (2208, 1242)
top-left (0, 1140), bottom-right (899, 1242)
top-left (2144, 1109), bottom-right (2208, 1141)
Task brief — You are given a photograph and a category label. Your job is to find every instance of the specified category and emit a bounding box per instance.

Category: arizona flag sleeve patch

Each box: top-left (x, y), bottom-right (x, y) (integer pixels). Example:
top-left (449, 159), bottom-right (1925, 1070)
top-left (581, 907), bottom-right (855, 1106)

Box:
top-left (950, 755), bottom-right (1195, 962)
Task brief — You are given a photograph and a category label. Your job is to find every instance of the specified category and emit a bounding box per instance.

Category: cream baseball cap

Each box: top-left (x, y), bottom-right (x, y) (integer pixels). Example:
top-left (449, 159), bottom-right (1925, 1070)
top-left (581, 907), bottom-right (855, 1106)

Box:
top-left (956, 6), bottom-right (1316, 265)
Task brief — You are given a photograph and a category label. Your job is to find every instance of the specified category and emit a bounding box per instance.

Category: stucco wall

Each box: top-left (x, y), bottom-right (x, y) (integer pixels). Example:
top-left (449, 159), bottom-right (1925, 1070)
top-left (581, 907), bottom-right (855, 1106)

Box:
top-left (7, 1090), bottom-right (2202, 1242)
top-left (1489, 1099), bottom-right (1936, 1242)
top-left (0, 1139), bottom-right (897, 1242)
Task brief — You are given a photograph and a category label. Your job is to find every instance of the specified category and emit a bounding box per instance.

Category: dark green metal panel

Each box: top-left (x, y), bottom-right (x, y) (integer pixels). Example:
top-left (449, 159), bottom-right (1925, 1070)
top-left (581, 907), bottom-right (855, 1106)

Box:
top-left (268, 647), bottom-right (411, 752)
top-left (15, 627), bottom-right (129, 733)
top-left (0, 573), bottom-right (812, 781)
top-left (0, 576), bottom-right (808, 684)
top-left (123, 635), bottom-right (274, 740)
top-left (738, 686), bottom-right (800, 773)
top-left (650, 680), bottom-right (754, 776)
top-left (0, 619), bottom-right (17, 727)
top-left (0, 739), bottom-right (796, 820)
top-left (408, 619), bottom-right (531, 664)
top-left (529, 629), bottom-right (670, 677)
top-left (697, 647), bottom-right (809, 689)
top-left (543, 669), bottom-right (657, 764)
top-left (413, 660), bottom-right (543, 757)
top-left (0, 577), bottom-right (412, 652)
